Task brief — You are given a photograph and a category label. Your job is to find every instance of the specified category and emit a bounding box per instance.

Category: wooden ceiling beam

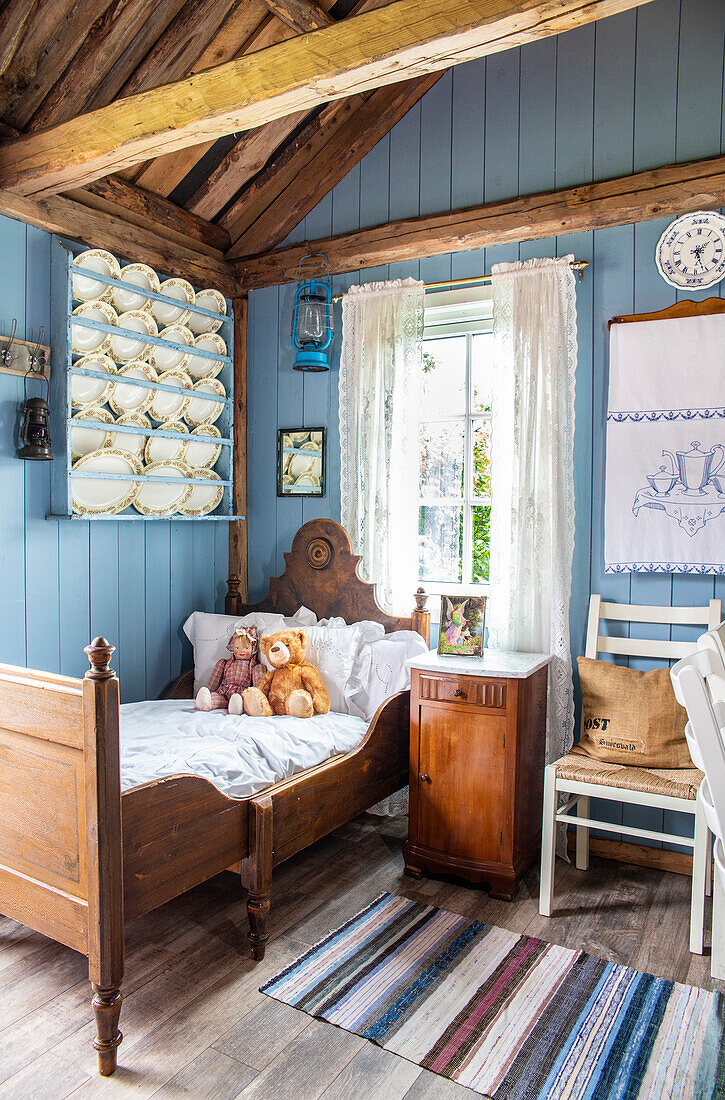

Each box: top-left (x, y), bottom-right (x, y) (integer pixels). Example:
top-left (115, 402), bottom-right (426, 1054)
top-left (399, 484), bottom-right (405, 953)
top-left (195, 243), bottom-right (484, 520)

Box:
top-left (260, 0), bottom-right (334, 33)
top-left (0, 187), bottom-right (239, 293)
top-left (0, 0), bottom-right (656, 196)
top-left (233, 152), bottom-right (725, 289)
top-left (225, 72), bottom-right (441, 256)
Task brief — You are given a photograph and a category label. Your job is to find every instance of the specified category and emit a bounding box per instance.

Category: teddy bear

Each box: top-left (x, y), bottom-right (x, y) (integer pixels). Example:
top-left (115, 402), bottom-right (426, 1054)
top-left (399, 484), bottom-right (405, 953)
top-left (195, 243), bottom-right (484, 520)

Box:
top-left (195, 624), bottom-right (266, 715)
top-left (241, 628), bottom-right (330, 718)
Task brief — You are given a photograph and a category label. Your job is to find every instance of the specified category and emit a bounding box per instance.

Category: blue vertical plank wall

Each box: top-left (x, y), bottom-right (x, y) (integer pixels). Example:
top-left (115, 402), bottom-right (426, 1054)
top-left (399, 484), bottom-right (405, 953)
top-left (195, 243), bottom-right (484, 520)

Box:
top-left (0, 218), bottom-right (229, 700)
top-left (245, 0), bottom-right (725, 849)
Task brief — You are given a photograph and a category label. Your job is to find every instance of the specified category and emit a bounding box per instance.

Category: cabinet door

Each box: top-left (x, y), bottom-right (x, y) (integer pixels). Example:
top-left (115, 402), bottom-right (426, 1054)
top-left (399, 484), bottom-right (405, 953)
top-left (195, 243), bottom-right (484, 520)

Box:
top-left (416, 703), bottom-right (508, 864)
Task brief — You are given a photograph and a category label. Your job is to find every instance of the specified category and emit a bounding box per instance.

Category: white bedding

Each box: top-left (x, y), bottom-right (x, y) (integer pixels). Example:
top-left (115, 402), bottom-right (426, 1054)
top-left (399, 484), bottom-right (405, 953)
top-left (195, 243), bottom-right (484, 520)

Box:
top-left (119, 700), bottom-right (368, 799)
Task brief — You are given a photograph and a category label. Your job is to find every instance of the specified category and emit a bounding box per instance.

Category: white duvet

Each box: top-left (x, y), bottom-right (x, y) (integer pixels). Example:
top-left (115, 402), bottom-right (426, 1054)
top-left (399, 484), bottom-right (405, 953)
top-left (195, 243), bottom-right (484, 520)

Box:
top-left (120, 700), bottom-right (368, 799)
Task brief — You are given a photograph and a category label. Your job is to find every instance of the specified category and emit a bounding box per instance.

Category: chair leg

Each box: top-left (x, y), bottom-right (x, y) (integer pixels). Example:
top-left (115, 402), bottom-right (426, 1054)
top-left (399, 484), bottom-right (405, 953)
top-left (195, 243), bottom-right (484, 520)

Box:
top-left (712, 869), bottom-right (725, 981)
top-left (576, 795), bottom-right (590, 871)
top-left (539, 765), bottom-right (557, 917)
top-left (690, 797), bottom-right (708, 955)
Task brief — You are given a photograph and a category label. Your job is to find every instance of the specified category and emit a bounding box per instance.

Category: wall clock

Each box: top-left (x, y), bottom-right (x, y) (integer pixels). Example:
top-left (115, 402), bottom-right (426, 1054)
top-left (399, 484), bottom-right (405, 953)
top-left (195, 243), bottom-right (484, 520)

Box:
top-left (655, 210), bottom-right (725, 289)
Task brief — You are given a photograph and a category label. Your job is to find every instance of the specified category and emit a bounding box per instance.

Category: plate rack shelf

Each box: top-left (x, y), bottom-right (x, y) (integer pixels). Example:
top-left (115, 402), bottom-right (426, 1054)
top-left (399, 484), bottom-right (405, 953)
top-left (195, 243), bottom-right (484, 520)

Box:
top-left (49, 236), bottom-right (242, 521)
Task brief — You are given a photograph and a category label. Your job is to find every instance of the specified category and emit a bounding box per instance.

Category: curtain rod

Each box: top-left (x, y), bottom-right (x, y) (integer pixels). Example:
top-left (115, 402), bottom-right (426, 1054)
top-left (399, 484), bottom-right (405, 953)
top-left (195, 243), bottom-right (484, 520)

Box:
top-left (331, 259), bottom-right (589, 301)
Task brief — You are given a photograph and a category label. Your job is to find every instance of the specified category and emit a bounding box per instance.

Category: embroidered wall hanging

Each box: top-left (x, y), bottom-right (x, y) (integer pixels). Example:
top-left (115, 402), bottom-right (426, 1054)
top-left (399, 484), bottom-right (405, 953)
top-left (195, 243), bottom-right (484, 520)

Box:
top-left (605, 301), bottom-right (725, 575)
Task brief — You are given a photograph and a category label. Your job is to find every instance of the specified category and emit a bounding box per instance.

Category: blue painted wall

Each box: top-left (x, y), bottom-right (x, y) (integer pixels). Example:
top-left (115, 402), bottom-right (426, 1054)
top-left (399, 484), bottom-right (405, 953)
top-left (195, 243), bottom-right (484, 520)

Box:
top-left (247, 0), bottom-right (725, 846)
top-left (0, 219), bottom-right (229, 701)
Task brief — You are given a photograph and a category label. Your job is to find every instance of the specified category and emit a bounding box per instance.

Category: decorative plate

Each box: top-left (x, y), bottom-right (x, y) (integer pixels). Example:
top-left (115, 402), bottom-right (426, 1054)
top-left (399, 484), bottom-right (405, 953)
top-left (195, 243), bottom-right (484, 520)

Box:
top-left (107, 411), bottom-right (151, 458)
top-left (184, 377), bottom-right (226, 427)
top-left (71, 406), bottom-right (115, 461)
top-left (177, 469), bottom-right (223, 516)
top-left (185, 424), bottom-right (222, 469)
top-left (152, 278), bottom-right (195, 327)
top-left (149, 325), bottom-right (194, 373)
top-left (110, 309), bottom-right (158, 363)
top-left (109, 361), bottom-right (158, 416)
top-left (188, 288), bottom-right (227, 334)
top-left (72, 249), bottom-right (120, 303)
top-left (113, 263), bottom-right (160, 313)
top-left (71, 448), bottom-right (142, 516)
top-left (70, 354), bottom-right (117, 408)
top-left (149, 369), bottom-right (192, 423)
top-left (133, 460), bottom-right (194, 516)
top-left (144, 420), bottom-right (189, 465)
top-left (186, 332), bottom-right (226, 380)
top-left (71, 300), bottom-right (118, 355)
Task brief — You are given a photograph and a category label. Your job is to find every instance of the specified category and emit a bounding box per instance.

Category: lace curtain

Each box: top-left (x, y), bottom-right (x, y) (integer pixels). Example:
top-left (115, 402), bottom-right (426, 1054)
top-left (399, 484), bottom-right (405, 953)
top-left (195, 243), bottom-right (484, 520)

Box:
top-left (487, 256), bottom-right (578, 770)
top-left (339, 278), bottom-right (424, 615)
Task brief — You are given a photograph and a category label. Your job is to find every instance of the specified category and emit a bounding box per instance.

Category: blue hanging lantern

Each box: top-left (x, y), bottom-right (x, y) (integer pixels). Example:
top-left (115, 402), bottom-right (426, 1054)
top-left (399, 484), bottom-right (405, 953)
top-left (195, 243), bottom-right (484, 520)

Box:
top-left (291, 253), bottom-right (332, 372)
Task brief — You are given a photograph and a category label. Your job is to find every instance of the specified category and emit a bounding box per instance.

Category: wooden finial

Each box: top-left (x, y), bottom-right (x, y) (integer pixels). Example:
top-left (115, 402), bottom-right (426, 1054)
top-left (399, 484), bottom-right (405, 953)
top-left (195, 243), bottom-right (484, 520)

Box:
top-left (227, 574), bottom-right (241, 599)
top-left (414, 586), bottom-right (428, 611)
top-left (84, 637), bottom-right (116, 680)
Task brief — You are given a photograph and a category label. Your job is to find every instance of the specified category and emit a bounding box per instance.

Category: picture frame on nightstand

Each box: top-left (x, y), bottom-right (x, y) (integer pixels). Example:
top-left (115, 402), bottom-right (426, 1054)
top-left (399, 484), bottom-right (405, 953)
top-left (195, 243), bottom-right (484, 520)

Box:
top-left (437, 594), bottom-right (486, 657)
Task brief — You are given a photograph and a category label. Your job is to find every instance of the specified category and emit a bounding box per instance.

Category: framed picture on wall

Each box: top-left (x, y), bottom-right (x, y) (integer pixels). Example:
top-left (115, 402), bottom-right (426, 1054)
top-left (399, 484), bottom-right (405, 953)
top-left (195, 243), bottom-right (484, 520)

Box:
top-left (437, 594), bottom-right (487, 657)
top-left (277, 427), bottom-right (326, 497)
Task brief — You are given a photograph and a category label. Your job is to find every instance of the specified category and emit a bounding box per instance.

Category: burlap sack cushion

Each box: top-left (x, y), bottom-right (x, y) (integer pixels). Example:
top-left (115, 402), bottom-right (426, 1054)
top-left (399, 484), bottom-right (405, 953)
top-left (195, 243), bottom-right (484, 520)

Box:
top-left (571, 656), bottom-right (692, 768)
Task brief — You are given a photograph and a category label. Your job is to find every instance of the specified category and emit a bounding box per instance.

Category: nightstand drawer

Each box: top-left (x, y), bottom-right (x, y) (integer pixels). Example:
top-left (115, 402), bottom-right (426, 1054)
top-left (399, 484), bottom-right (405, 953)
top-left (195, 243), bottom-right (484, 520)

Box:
top-left (417, 674), bottom-right (507, 710)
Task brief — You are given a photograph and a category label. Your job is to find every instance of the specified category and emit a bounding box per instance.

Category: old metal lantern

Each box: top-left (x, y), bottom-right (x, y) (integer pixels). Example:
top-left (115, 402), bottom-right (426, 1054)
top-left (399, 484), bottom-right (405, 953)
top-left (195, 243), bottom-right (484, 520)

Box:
top-left (291, 253), bottom-right (333, 372)
top-left (19, 363), bottom-right (52, 462)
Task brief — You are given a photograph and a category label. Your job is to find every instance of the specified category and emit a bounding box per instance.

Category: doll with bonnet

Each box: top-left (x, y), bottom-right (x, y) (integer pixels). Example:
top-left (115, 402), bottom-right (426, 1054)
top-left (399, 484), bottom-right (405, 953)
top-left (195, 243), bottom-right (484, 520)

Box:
top-left (195, 624), bottom-right (266, 715)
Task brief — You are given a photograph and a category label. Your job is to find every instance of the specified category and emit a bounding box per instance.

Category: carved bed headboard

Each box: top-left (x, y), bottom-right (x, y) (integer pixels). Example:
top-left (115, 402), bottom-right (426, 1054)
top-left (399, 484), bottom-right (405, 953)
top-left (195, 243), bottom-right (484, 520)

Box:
top-left (226, 519), bottom-right (430, 642)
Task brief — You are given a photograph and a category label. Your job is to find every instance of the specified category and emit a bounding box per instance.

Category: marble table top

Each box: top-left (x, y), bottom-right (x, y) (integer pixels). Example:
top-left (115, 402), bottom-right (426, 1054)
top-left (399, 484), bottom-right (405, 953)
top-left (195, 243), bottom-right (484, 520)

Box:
top-left (406, 649), bottom-right (551, 679)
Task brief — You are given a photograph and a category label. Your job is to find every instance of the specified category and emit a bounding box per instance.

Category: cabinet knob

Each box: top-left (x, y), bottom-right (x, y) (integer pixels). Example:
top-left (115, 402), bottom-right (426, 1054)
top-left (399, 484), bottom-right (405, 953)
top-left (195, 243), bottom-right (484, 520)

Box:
top-left (419, 773), bottom-right (432, 783)
top-left (453, 688), bottom-right (465, 697)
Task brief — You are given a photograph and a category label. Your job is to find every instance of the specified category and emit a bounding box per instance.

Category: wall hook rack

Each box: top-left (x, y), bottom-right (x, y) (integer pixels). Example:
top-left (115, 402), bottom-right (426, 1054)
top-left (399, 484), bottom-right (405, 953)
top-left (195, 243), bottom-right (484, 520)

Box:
top-left (0, 319), bottom-right (51, 381)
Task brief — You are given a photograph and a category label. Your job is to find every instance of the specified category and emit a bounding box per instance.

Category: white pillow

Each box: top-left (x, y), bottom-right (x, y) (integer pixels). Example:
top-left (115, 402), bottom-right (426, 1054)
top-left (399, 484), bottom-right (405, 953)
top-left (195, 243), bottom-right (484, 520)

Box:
top-left (345, 630), bottom-right (430, 722)
top-left (290, 621), bottom-right (384, 714)
top-left (184, 610), bottom-right (289, 694)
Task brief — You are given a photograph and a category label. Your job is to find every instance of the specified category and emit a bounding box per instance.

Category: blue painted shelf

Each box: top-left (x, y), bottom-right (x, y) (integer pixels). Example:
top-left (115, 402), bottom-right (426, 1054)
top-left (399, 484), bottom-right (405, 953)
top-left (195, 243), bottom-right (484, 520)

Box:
top-left (50, 236), bottom-right (242, 522)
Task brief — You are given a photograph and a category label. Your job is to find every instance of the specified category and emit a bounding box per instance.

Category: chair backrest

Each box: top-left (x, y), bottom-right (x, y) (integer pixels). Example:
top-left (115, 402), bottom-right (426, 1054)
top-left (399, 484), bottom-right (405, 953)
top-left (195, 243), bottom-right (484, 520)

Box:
top-left (671, 640), bottom-right (725, 843)
top-left (585, 594), bottom-right (722, 662)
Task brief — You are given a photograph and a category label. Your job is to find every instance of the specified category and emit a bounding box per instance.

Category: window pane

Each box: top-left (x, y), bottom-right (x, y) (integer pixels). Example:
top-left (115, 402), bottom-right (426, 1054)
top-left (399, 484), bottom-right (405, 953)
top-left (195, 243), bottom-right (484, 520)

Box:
top-left (471, 333), bottom-right (493, 413)
top-left (419, 505), bottom-right (462, 583)
top-left (472, 418), bottom-right (491, 499)
top-left (422, 337), bottom-right (466, 418)
top-left (420, 420), bottom-right (465, 498)
top-left (471, 505), bottom-right (491, 583)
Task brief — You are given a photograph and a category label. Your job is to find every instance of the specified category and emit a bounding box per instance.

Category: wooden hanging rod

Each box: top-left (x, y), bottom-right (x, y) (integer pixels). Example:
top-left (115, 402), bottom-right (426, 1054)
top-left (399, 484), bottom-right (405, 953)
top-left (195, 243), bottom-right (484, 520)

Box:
top-left (331, 260), bottom-right (589, 302)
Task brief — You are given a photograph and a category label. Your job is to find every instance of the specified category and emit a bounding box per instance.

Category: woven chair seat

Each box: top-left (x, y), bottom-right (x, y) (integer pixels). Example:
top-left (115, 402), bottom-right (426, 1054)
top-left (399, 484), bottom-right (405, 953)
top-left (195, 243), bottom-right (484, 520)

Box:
top-left (554, 750), bottom-right (703, 801)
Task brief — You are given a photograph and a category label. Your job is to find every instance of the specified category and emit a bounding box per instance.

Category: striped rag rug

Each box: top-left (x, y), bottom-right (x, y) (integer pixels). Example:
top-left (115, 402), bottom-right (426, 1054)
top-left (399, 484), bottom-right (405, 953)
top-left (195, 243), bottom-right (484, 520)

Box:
top-left (261, 892), bottom-right (725, 1099)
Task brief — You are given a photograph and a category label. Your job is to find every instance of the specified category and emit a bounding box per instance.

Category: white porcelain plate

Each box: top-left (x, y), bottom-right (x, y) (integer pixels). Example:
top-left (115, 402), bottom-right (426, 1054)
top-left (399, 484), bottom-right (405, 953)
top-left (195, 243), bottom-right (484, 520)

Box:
top-left (149, 325), bottom-right (194, 373)
top-left (72, 249), bottom-right (120, 303)
top-left (71, 406), bottom-right (115, 460)
top-left (72, 448), bottom-right (142, 516)
top-left (188, 288), bottom-right (226, 334)
top-left (184, 378), bottom-right (225, 426)
top-left (149, 370), bottom-right (191, 423)
top-left (107, 412), bottom-right (151, 458)
top-left (144, 421), bottom-right (188, 464)
top-left (110, 310), bottom-right (158, 362)
top-left (186, 332), bottom-right (226, 380)
top-left (185, 424), bottom-right (222, 469)
top-left (71, 301), bottom-right (118, 355)
top-left (133, 461), bottom-right (193, 516)
top-left (113, 263), bottom-right (160, 313)
top-left (71, 354), bottom-right (117, 408)
top-left (177, 469), bottom-right (223, 516)
top-left (152, 278), bottom-right (195, 327)
top-left (109, 361), bottom-right (158, 416)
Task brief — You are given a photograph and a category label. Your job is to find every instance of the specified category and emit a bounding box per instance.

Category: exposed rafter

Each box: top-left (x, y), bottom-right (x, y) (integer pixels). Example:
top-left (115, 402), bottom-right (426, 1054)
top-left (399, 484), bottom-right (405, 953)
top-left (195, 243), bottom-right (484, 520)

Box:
top-left (234, 152), bottom-right (725, 289)
top-left (260, 0), bottom-right (334, 33)
top-left (0, 0), bottom-right (656, 196)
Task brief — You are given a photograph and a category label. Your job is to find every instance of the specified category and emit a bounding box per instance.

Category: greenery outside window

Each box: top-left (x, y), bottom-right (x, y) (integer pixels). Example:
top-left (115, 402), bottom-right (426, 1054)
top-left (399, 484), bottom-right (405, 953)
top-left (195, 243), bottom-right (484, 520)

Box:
top-left (418, 287), bottom-right (493, 599)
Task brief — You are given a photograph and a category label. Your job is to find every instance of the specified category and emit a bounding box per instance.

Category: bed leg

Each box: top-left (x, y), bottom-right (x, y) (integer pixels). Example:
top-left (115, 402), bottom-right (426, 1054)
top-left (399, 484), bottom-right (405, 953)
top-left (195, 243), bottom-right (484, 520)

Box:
top-left (92, 984), bottom-right (123, 1076)
top-left (241, 795), bottom-right (273, 962)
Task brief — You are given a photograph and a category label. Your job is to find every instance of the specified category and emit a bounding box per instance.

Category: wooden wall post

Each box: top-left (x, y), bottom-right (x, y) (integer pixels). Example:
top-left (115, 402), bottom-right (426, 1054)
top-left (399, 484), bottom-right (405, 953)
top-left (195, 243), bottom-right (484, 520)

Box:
top-left (228, 294), bottom-right (248, 614)
top-left (83, 638), bottom-right (124, 1077)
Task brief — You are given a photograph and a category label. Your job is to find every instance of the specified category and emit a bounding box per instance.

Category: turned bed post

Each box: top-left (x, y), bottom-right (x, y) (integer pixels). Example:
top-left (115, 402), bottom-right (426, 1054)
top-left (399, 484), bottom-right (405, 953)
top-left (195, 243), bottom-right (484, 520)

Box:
top-left (83, 638), bottom-right (124, 1076)
top-left (241, 795), bottom-right (273, 960)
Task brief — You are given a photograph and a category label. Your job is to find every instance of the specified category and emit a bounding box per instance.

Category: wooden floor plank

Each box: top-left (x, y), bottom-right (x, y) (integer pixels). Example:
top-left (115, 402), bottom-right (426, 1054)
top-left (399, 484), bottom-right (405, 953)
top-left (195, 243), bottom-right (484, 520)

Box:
top-left (318, 1043), bottom-right (421, 1100)
top-left (233, 1019), bottom-right (364, 1100)
top-left (151, 1048), bottom-right (257, 1099)
top-left (213, 999), bottom-right (310, 1071)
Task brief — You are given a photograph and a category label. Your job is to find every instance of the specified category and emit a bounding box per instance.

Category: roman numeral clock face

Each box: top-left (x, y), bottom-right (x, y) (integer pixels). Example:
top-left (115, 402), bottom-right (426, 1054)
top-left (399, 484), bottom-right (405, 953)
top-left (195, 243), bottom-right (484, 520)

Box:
top-left (656, 211), bottom-right (725, 289)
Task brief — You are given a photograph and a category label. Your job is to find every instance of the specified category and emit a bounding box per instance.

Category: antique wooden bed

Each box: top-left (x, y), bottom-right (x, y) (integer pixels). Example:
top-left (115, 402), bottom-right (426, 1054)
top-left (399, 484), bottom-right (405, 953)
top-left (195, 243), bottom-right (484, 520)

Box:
top-left (0, 519), bottom-right (430, 1076)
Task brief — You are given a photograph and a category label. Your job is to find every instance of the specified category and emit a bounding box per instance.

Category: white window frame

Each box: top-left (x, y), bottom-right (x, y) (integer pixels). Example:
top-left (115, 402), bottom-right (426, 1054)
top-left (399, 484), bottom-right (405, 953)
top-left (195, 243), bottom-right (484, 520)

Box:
top-left (419, 287), bottom-right (494, 604)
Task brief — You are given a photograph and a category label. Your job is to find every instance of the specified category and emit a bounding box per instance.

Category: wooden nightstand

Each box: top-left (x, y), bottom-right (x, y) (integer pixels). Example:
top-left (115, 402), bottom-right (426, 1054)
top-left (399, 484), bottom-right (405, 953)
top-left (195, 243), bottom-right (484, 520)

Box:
top-left (403, 650), bottom-right (550, 900)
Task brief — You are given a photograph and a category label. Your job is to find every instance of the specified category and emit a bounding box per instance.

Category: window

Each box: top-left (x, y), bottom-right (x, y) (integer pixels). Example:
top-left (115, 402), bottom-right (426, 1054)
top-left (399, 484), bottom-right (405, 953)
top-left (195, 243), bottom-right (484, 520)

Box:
top-left (418, 288), bottom-right (493, 595)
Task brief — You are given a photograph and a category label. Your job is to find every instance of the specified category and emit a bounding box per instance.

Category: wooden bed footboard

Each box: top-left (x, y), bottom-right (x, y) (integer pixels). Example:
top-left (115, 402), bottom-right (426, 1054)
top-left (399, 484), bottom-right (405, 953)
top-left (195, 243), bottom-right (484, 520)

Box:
top-left (0, 639), bottom-right (123, 1076)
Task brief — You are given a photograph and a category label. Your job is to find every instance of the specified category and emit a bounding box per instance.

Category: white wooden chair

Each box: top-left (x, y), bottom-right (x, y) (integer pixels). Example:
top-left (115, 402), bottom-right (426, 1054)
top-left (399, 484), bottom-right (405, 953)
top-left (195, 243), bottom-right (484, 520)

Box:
top-left (539, 594), bottom-right (722, 955)
top-left (671, 624), bottom-right (725, 977)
